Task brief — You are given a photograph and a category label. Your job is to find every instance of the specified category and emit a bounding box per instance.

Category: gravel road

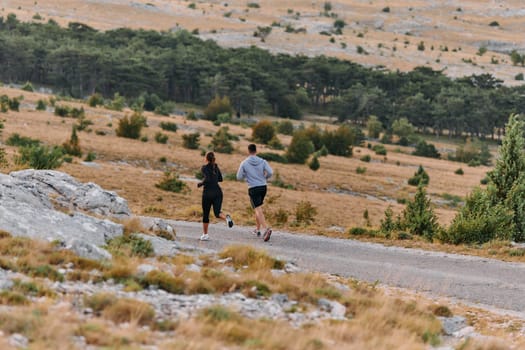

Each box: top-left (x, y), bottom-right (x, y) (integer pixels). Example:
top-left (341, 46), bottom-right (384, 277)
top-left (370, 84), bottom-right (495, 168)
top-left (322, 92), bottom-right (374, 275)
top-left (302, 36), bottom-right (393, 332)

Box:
top-left (145, 217), bottom-right (525, 316)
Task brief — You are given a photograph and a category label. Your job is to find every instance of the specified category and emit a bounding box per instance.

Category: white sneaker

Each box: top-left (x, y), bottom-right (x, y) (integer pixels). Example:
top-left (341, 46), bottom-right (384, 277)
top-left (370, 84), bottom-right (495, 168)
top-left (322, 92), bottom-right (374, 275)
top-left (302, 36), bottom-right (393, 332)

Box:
top-left (251, 228), bottom-right (261, 237)
top-left (226, 214), bottom-right (234, 228)
top-left (199, 234), bottom-right (210, 241)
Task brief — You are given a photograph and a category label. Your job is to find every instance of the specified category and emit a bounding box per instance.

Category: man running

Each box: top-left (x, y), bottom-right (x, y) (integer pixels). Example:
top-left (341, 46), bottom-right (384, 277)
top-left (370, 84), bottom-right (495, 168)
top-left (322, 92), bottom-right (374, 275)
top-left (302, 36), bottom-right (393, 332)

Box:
top-left (236, 143), bottom-right (273, 241)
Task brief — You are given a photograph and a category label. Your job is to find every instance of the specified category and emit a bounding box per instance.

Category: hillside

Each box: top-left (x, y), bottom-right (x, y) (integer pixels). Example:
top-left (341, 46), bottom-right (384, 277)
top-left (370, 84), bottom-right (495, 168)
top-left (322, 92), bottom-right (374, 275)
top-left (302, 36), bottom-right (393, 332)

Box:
top-left (2, 0), bottom-right (525, 85)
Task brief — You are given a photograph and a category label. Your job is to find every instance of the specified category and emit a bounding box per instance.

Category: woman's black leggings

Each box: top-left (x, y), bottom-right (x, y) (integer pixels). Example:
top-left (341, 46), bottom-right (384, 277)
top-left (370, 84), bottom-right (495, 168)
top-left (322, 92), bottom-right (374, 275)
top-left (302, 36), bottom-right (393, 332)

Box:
top-left (202, 190), bottom-right (223, 223)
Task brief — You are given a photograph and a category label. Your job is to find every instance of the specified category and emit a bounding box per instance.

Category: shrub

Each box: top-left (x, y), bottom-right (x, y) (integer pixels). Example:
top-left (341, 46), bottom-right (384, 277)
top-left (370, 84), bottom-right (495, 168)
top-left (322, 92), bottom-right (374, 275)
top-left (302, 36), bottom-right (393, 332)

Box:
top-left (356, 166), bottom-right (366, 174)
top-left (441, 187), bottom-right (513, 244)
top-left (204, 96), bottom-right (232, 121)
top-left (372, 144), bottom-right (387, 155)
top-left (247, 2), bottom-right (260, 8)
top-left (270, 171), bottom-right (294, 189)
top-left (62, 126), bottom-right (82, 157)
top-left (186, 111), bottom-right (197, 121)
top-left (106, 92), bottom-right (125, 111)
top-left (21, 81), bottom-right (34, 92)
top-left (143, 270), bottom-right (185, 294)
top-left (116, 112), bottom-right (147, 139)
top-left (159, 121), bottom-right (178, 132)
top-left (87, 93), bottom-right (104, 107)
top-left (155, 172), bottom-right (188, 193)
top-left (102, 298), bottom-right (155, 326)
top-left (6, 133), bottom-right (40, 147)
top-left (210, 127), bottom-right (234, 153)
top-left (106, 235), bottom-right (154, 258)
top-left (268, 135), bottom-right (284, 150)
top-left (412, 140), bottom-right (440, 158)
top-left (85, 152), bottom-right (96, 162)
top-left (360, 154), bottom-right (371, 162)
top-left (155, 132), bottom-right (168, 144)
top-left (258, 152), bottom-right (288, 163)
top-left (322, 124), bottom-right (359, 156)
top-left (308, 156), bottom-right (320, 171)
top-left (367, 115), bottom-right (382, 139)
top-left (380, 206), bottom-right (399, 236)
top-left (455, 168), bottom-right (464, 175)
top-left (269, 208), bottom-right (289, 226)
top-left (54, 105), bottom-right (85, 118)
top-left (516, 73), bottom-right (524, 81)
top-left (252, 120), bottom-right (276, 144)
top-left (36, 99), bottom-right (47, 111)
top-left (182, 132), bottom-right (200, 149)
top-left (16, 145), bottom-right (63, 169)
top-left (286, 130), bottom-right (314, 164)
top-left (408, 165), bottom-right (429, 186)
top-left (349, 227), bottom-right (368, 235)
top-left (277, 120), bottom-right (294, 135)
top-left (154, 101), bottom-right (176, 116)
top-left (295, 200), bottom-right (317, 225)
top-left (401, 186), bottom-right (439, 241)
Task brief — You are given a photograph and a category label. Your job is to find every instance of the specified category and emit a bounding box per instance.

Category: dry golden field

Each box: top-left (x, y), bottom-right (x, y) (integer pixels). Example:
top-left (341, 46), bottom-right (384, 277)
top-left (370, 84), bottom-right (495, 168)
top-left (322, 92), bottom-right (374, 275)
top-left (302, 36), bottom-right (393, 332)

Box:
top-left (0, 86), bottom-right (492, 234)
top-left (2, 0), bottom-right (525, 85)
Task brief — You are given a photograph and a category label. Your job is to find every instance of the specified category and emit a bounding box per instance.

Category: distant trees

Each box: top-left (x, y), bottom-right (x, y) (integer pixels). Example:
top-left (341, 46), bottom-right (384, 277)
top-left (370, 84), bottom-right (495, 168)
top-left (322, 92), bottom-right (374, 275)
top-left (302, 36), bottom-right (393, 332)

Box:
top-left (0, 13), bottom-right (524, 138)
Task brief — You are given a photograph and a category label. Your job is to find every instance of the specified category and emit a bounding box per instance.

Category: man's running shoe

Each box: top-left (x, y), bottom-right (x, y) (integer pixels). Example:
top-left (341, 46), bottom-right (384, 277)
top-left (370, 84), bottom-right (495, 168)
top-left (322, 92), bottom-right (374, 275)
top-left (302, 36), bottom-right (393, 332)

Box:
top-left (199, 234), bottom-right (210, 241)
top-left (263, 228), bottom-right (272, 242)
top-left (252, 228), bottom-right (261, 237)
top-left (226, 214), bottom-right (234, 228)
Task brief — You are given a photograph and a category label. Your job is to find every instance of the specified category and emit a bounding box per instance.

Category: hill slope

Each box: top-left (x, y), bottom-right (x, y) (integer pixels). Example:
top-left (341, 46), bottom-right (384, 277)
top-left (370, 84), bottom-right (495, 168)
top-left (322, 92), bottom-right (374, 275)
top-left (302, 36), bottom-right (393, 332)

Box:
top-left (3, 0), bottom-right (525, 84)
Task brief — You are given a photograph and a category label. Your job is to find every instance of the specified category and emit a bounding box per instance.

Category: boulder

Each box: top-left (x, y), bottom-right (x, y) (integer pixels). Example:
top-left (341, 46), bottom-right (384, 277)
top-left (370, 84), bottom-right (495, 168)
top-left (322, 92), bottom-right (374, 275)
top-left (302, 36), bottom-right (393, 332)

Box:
top-left (0, 170), bottom-right (127, 259)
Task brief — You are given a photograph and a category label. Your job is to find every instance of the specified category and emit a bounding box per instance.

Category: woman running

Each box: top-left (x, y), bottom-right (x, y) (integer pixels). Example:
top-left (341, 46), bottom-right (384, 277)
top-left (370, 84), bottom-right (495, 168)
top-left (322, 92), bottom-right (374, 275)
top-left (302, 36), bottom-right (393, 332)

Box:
top-left (197, 151), bottom-right (233, 241)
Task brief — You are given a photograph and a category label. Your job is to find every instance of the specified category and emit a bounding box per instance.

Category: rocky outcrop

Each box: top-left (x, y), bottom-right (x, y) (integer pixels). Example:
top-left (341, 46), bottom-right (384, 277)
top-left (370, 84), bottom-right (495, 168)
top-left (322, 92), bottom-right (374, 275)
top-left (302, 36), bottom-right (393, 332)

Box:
top-left (0, 169), bottom-right (129, 259)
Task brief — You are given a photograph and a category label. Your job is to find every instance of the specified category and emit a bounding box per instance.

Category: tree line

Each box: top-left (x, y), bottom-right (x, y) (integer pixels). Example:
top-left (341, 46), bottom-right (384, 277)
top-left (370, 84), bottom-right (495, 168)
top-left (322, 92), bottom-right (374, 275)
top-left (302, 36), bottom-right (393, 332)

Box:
top-left (1, 14), bottom-right (525, 138)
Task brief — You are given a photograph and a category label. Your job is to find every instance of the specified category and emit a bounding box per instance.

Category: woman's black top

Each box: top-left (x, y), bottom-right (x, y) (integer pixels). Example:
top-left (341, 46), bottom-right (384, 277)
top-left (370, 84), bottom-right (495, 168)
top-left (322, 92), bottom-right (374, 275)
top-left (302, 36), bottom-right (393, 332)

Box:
top-left (201, 163), bottom-right (223, 193)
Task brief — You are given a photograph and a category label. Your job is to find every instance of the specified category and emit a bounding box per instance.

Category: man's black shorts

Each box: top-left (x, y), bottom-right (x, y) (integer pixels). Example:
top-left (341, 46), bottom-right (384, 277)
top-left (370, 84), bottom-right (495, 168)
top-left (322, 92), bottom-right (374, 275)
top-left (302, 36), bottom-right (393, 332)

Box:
top-left (248, 185), bottom-right (267, 208)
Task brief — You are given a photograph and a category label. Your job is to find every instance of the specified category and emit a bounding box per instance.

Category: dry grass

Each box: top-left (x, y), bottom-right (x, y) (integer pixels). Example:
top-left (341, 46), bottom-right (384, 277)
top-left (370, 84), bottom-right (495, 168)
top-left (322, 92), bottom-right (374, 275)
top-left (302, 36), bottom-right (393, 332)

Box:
top-left (1, 86), bottom-right (522, 262)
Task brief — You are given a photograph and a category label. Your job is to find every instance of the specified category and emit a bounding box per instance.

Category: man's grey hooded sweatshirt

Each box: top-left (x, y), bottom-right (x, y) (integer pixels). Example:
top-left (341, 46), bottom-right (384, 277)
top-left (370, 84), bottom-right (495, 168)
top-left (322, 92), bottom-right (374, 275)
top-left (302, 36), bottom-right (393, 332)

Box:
top-left (236, 155), bottom-right (273, 188)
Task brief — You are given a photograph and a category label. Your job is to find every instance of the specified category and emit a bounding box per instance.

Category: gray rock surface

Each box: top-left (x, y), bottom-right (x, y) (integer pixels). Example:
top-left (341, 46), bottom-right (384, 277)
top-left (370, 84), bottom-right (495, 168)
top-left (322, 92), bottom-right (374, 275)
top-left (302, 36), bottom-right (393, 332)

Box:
top-left (0, 170), bottom-right (127, 259)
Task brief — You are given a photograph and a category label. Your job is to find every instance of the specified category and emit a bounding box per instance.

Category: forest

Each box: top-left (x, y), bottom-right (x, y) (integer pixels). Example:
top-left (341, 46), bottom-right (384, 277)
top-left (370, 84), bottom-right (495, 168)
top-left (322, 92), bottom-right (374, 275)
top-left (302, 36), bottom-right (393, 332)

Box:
top-left (1, 13), bottom-right (525, 138)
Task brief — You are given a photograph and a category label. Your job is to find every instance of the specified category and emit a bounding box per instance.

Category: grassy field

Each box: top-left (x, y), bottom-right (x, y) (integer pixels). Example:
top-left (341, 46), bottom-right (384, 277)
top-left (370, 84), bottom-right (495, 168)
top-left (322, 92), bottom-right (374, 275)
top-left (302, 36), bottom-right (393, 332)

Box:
top-left (2, 0), bottom-right (525, 85)
top-left (3, 85), bottom-right (522, 266)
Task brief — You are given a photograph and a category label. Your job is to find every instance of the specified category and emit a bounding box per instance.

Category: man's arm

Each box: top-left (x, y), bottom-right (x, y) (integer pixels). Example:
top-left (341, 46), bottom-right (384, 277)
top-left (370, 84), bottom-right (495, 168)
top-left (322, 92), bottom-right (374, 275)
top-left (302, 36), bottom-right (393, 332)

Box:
top-left (236, 162), bottom-right (245, 181)
top-left (264, 161), bottom-right (273, 179)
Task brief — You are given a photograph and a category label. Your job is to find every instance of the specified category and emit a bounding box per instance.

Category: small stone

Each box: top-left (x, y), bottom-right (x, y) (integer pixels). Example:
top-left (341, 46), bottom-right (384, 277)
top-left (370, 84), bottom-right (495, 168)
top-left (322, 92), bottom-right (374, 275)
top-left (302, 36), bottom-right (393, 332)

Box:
top-left (9, 333), bottom-right (29, 348)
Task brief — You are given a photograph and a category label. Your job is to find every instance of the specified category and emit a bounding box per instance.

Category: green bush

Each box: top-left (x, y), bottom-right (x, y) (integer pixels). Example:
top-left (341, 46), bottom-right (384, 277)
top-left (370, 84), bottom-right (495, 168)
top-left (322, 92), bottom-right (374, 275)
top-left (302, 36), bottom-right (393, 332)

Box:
top-left (295, 200), bottom-right (317, 225)
top-left (356, 166), bottom-right (366, 174)
top-left (308, 156), bottom-right (320, 171)
top-left (159, 121), bottom-right (178, 132)
top-left (277, 120), bottom-right (294, 135)
top-left (204, 96), bottom-right (232, 121)
top-left (349, 227), bottom-right (368, 235)
top-left (210, 127), bottom-right (234, 154)
top-left (36, 99), bottom-right (47, 111)
top-left (155, 132), bottom-right (168, 144)
top-left (252, 120), bottom-right (276, 144)
top-left (412, 140), bottom-right (440, 158)
top-left (107, 235), bottom-right (154, 258)
top-left (258, 152), bottom-right (288, 163)
top-left (455, 168), bottom-right (464, 175)
top-left (372, 144), bottom-right (387, 155)
top-left (360, 154), bottom-right (371, 162)
top-left (87, 93), bottom-right (104, 107)
top-left (441, 187), bottom-right (513, 244)
top-left (62, 126), bottom-right (82, 157)
top-left (16, 145), bottom-right (64, 169)
top-left (286, 130), bottom-right (314, 164)
top-left (182, 132), bottom-right (200, 149)
top-left (408, 165), bottom-right (429, 186)
top-left (116, 112), bottom-right (147, 139)
top-left (401, 185), bottom-right (439, 241)
top-left (6, 133), bottom-right (41, 147)
top-left (155, 172), bottom-right (188, 193)
top-left (85, 152), bottom-right (96, 162)
top-left (268, 135), bottom-right (284, 150)
top-left (21, 81), bottom-right (34, 92)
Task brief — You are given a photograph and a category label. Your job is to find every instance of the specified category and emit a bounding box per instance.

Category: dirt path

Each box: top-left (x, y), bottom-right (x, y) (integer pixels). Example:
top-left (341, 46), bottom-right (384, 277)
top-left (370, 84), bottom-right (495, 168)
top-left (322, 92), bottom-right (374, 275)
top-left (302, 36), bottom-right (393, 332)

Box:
top-left (147, 217), bottom-right (525, 315)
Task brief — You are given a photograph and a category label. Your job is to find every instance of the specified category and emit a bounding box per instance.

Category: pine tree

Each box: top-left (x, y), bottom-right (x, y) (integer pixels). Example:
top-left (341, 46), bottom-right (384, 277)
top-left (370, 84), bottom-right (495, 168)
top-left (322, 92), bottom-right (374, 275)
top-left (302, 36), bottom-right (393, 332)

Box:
top-left (62, 126), bottom-right (82, 157)
top-left (402, 185), bottom-right (439, 241)
top-left (487, 114), bottom-right (525, 203)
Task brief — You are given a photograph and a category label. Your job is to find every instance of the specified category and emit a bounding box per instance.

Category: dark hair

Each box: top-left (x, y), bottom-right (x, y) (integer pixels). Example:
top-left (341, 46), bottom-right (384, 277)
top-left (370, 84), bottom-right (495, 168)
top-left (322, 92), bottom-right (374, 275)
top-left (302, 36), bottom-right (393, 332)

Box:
top-left (248, 143), bottom-right (257, 153)
top-left (206, 151), bottom-right (215, 164)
